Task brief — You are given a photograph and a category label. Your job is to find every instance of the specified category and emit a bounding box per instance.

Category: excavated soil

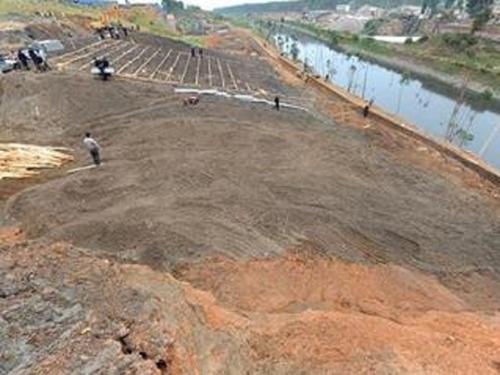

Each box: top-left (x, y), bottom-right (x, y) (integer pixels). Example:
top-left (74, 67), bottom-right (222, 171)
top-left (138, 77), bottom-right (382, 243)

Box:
top-left (1, 30), bottom-right (500, 374)
top-left (2, 237), bottom-right (500, 374)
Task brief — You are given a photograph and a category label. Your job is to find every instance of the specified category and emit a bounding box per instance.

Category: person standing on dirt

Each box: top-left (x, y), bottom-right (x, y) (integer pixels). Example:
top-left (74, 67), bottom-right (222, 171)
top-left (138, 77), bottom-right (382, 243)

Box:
top-left (83, 132), bottom-right (101, 166)
top-left (28, 48), bottom-right (41, 71)
top-left (363, 99), bottom-right (374, 118)
top-left (198, 48), bottom-right (203, 58)
top-left (17, 49), bottom-right (29, 70)
top-left (191, 47), bottom-right (196, 58)
top-left (274, 96), bottom-right (280, 111)
top-left (36, 48), bottom-right (49, 71)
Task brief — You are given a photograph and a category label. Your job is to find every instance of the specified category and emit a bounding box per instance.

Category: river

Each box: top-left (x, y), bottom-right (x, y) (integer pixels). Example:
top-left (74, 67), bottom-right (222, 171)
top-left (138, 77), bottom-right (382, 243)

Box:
top-left (273, 32), bottom-right (500, 170)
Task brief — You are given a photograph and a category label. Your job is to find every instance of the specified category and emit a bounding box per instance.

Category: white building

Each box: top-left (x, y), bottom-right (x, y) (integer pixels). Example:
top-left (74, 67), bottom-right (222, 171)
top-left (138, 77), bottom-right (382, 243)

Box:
top-left (336, 4), bottom-right (352, 13)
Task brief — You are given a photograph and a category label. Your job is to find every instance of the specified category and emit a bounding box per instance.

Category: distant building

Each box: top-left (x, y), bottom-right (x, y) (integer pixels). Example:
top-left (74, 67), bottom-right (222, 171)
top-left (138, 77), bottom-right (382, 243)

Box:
top-left (336, 4), bottom-right (352, 13)
top-left (165, 14), bottom-right (177, 31)
top-left (356, 5), bottom-right (385, 18)
top-left (393, 5), bottom-right (422, 16)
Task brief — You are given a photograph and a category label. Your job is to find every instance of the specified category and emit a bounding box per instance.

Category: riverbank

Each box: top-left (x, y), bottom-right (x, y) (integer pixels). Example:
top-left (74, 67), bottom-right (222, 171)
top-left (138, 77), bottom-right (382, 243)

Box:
top-left (240, 27), bottom-right (500, 184)
top-left (276, 21), bottom-right (500, 103)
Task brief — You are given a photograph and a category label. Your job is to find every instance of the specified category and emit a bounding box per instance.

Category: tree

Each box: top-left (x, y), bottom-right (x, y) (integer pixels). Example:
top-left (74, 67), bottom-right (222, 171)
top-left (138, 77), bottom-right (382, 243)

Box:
top-left (467, 0), bottom-right (493, 32)
top-left (162, 0), bottom-right (184, 13)
top-left (421, 0), bottom-right (439, 16)
top-left (444, 0), bottom-right (456, 9)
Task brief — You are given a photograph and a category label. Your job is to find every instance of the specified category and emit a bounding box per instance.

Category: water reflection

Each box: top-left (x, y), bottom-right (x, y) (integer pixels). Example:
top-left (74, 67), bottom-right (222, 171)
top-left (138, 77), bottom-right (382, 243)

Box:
top-left (274, 33), bottom-right (500, 170)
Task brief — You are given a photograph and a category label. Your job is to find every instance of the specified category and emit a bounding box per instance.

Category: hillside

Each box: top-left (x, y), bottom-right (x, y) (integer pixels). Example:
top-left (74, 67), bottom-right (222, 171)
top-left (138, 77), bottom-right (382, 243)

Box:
top-left (216, 0), bottom-right (422, 15)
top-left (1, 6), bottom-right (500, 375)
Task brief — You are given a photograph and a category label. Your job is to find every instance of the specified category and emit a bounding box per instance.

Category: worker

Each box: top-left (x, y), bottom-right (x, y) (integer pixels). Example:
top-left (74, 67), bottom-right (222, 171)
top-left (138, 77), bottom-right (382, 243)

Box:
top-left (191, 47), bottom-right (196, 58)
top-left (363, 99), bottom-right (374, 118)
top-left (28, 48), bottom-right (41, 71)
top-left (83, 132), bottom-right (101, 166)
top-left (274, 96), bottom-right (280, 111)
top-left (17, 49), bottom-right (29, 70)
top-left (36, 48), bottom-right (49, 71)
top-left (183, 95), bottom-right (200, 106)
top-left (94, 56), bottom-right (109, 72)
top-left (198, 48), bottom-right (203, 58)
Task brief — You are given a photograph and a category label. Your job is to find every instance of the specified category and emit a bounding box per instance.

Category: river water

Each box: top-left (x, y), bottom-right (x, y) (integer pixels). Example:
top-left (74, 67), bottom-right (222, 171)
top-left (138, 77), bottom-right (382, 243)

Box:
top-left (273, 33), bottom-right (500, 170)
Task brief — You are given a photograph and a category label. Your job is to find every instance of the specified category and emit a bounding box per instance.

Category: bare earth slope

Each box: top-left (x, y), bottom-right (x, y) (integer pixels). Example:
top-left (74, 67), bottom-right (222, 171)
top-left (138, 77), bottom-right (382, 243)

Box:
top-left (2, 71), bottom-right (499, 292)
top-left (1, 30), bottom-right (500, 374)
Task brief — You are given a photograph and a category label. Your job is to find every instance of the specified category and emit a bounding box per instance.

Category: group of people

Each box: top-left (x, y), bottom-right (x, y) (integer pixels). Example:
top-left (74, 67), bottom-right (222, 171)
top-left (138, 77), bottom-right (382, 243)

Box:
top-left (96, 25), bottom-right (129, 41)
top-left (17, 48), bottom-right (49, 72)
top-left (190, 47), bottom-right (203, 58)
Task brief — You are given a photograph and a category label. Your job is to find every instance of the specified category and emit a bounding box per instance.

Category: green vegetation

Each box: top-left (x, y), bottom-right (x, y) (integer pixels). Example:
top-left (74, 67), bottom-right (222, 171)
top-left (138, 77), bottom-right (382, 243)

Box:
top-left (246, 17), bottom-right (499, 95)
top-left (362, 19), bottom-right (385, 36)
top-left (0, 0), bottom-right (208, 47)
top-left (0, 0), bottom-right (100, 18)
top-left (398, 33), bottom-right (500, 90)
top-left (277, 20), bottom-right (394, 55)
top-left (216, 0), bottom-right (421, 15)
top-left (161, 0), bottom-right (185, 13)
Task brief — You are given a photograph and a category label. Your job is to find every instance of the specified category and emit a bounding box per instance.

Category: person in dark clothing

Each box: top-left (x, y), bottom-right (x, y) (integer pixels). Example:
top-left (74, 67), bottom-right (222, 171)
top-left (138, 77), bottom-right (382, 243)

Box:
top-left (28, 48), bottom-right (42, 71)
top-left (122, 26), bottom-right (128, 37)
top-left (274, 96), bottom-right (280, 111)
top-left (191, 47), bottom-right (196, 58)
top-left (94, 57), bottom-right (111, 80)
top-left (363, 104), bottom-right (370, 118)
top-left (363, 99), bottom-right (374, 118)
top-left (17, 49), bottom-right (29, 70)
top-left (198, 48), bottom-right (203, 58)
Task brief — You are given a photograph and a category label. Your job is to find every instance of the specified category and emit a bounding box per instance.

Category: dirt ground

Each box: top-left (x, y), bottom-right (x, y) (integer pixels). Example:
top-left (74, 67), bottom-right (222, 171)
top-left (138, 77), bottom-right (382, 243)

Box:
top-left (1, 28), bottom-right (500, 374)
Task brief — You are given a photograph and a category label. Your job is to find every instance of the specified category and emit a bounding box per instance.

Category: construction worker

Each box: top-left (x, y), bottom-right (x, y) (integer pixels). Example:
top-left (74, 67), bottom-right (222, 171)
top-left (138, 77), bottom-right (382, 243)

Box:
top-left (28, 48), bottom-right (41, 71)
top-left (274, 96), bottom-right (280, 111)
top-left (17, 49), bottom-right (29, 70)
top-left (94, 56), bottom-right (111, 80)
top-left (363, 99), bottom-right (374, 118)
top-left (83, 132), bottom-right (101, 166)
top-left (36, 48), bottom-right (49, 71)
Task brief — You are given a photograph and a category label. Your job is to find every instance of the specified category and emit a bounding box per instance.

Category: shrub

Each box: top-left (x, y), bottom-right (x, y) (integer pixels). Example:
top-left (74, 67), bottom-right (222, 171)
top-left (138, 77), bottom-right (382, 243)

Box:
top-left (441, 33), bottom-right (478, 52)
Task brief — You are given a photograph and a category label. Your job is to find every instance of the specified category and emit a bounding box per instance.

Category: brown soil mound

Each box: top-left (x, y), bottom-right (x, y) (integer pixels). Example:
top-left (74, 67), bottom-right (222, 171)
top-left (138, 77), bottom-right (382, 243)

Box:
top-left (178, 252), bottom-right (466, 317)
top-left (3, 239), bottom-right (500, 374)
top-left (179, 254), bottom-right (500, 374)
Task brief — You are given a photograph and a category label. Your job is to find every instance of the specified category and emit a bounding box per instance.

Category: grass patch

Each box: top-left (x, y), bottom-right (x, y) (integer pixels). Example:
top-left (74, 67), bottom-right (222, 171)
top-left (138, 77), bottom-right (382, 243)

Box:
top-left (0, 0), bottom-right (100, 19)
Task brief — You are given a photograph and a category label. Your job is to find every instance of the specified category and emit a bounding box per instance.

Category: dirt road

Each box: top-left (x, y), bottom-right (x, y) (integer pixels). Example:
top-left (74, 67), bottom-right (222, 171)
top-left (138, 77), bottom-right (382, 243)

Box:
top-left (1, 29), bottom-right (500, 374)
